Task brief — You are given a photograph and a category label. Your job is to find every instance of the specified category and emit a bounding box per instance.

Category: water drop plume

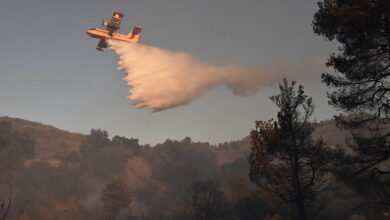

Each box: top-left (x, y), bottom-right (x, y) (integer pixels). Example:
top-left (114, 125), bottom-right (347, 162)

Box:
top-left (109, 40), bottom-right (286, 111)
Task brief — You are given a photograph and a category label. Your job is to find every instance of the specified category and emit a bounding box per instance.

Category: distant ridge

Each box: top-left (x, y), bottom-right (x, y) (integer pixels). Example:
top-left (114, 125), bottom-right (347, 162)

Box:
top-left (0, 116), bottom-right (352, 157)
top-left (0, 116), bottom-right (85, 159)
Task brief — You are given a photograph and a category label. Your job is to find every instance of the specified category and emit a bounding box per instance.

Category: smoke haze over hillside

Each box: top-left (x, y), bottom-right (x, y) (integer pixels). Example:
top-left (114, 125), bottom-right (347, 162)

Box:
top-left (109, 40), bottom-right (289, 111)
top-left (0, 117), bottom-right (368, 220)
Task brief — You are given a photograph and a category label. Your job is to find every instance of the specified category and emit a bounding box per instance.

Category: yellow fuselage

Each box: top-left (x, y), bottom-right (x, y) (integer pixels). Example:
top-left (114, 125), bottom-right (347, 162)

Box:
top-left (86, 28), bottom-right (139, 43)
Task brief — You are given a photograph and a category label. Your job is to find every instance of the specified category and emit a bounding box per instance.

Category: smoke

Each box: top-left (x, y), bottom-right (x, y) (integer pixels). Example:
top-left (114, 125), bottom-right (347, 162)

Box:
top-left (109, 40), bottom-right (288, 111)
top-left (124, 157), bottom-right (152, 190)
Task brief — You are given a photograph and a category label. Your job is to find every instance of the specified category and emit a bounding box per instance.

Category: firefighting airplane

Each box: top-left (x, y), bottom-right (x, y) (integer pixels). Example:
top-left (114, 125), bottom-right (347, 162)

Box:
top-left (86, 12), bottom-right (142, 51)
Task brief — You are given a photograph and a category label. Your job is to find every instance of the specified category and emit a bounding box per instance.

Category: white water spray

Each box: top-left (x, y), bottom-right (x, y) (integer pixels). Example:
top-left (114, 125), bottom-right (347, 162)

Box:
top-left (109, 40), bottom-right (287, 111)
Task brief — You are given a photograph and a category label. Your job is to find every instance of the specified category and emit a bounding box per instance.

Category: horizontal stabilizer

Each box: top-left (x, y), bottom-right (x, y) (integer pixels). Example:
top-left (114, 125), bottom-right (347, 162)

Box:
top-left (128, 26), bottom-right (142, 42)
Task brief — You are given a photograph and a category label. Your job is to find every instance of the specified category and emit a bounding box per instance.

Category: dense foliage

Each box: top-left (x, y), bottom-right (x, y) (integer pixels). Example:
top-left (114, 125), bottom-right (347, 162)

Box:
top-left (313, 1), bottom-right (390, 216)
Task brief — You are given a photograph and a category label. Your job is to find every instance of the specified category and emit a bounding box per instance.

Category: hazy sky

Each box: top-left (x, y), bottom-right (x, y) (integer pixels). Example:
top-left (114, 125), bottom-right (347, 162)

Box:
top-left (0, 0), bottom-right (339, 145)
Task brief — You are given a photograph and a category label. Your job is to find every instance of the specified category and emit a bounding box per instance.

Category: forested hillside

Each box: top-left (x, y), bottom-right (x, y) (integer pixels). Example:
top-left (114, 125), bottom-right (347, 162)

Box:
top-left (0, 117), bottom-right (379, 219)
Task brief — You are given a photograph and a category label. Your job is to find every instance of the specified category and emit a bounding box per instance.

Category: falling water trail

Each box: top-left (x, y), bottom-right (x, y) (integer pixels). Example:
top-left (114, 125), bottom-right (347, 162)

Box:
top-left (109, 40), bottom-right (288, 111)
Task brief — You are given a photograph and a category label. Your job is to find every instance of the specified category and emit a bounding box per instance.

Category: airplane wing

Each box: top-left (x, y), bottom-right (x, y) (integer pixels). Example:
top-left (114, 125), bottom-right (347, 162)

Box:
top-left (102, 12), bottom-right (124, 35)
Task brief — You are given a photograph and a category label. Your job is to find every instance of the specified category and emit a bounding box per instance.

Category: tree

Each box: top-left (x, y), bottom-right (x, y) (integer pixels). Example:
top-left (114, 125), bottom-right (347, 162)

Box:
top-left (0, 121), bottom-right (35, 181)
top-left (181, 180), bottom-right (228, 220)
top-left (249, 79), bottom-right (341, 220)
top-left (111, 136), bottom-right (139, 149)
top-left (80, 130), bottom-right (128, 179)
top-left (0, 185), bottom-right (12, 220)
top-left (312, 0), bottom-right (390, 213)
top-left (312, 0), bottom-right (390, 176)
top-left (101, 177), bottom-right (132, 220)
top-left (85, 129), bottom-right (110, 148)
top-left (225, 177), bottom-right (275, 220)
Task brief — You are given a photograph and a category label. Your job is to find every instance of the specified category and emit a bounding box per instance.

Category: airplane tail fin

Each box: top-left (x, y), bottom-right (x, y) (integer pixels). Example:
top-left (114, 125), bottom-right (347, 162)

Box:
top-left (128, 26), bottom-right (142, 42)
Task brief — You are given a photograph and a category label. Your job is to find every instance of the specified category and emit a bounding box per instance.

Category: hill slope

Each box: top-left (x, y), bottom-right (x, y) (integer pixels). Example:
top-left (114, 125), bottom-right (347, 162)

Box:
top-left (0, 116), bottom-right (363, 220)
top-left (0, 117), bottom-right (85, 160)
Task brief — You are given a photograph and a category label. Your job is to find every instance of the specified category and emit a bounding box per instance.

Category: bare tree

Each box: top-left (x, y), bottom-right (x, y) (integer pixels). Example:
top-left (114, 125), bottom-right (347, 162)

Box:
top-left (0, 185), bottom-right (13, 220)
top-left (181, 180), bottom-right (228, 220)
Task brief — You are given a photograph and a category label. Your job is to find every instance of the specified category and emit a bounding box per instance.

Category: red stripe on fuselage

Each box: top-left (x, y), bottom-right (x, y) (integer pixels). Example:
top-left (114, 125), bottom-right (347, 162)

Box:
top-left (86, 30), bottom-right (129, 42)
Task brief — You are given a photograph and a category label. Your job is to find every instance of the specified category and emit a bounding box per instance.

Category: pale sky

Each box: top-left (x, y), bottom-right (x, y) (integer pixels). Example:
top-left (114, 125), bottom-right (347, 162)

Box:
top-left (0, 0), bottom-right (338, 145)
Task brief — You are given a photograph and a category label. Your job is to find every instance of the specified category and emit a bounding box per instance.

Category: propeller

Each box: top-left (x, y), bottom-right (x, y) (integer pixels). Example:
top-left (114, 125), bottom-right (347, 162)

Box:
top-left (101, 19), bottom-right (104, 28)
